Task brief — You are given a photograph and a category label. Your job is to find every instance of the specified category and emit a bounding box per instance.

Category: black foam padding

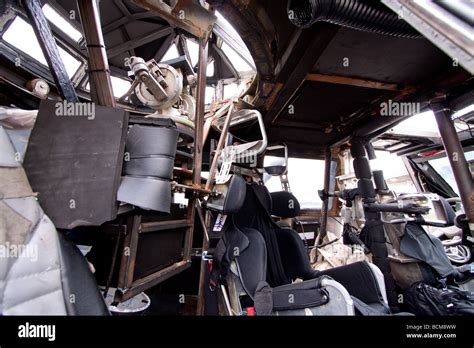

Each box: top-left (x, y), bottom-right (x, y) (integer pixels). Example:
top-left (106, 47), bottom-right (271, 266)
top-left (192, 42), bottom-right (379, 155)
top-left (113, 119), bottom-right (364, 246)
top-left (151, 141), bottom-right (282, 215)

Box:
top-left (117, 176), bottom-right (172, 212)
top-left (350, 139), bottom-right (366, 158)
top-left (23, 100), bottom-right (128, 229)
top-left (123, 156), bottom-right (174, 179)
top-left (365, 143), bottom-right (376, 160)
top-left (358, 178), bottom-right (376, 198)
top-left (373, 170), bottom-right (388, 191)
top-left (270, 191), bottom-right (301, 218)
top-left (126, 125), bottom-right (178, 157)
top-left (353, 157), bottom-right (372, 179)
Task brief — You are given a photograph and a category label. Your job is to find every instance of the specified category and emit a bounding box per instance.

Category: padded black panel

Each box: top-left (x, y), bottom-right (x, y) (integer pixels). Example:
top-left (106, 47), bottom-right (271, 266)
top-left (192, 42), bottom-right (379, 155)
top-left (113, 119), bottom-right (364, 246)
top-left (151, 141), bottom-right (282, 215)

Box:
top-left (117, 176), bottom-right (172, 212)
top-left (24, 100), bottom-right (128, 229)
top-left (270, 191), bottom-right (301, 218)
top-left (358, 178), bottom-right (376, 198)
top-left (57, 232), bottom-right (109, 315)
top-left (214, 216), bottom-right (250, 279)
top-left (236, 228), bottom-right (267, 299)
top-left (274, 227), bottom-right (319, 281)
top-left (353, 157), bottom-right (372, 179)
top-left (123, 156), bottom-right (175, 179)
top-left (247, 184), bottom-right (289, 286)
top-left (126, 125), bottom-right (178, 157)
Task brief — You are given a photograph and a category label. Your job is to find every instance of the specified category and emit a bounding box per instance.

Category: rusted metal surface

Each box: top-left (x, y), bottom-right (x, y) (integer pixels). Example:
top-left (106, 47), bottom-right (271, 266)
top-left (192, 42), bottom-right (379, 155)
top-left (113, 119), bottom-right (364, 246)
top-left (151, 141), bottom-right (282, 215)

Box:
top-left (119, 260), bottom-right (191, 301)
top-left (305, 73), bottom-right (408, 91)
top-left (117, 215), bottom-right (141, 290)
top-left (116, 213), bottom-right (193, 301)
top-left (172, 182), bottom-right (213, 196)
top-left (195, 202), bottom-right (209, 316)
top-left (77, 0), bottom-right (116, 107)
top-left (205, 101), bottom-right (234, 191)
top-left (23, 0), bottom-right (78, 102)
top-left (192, 39), bottom-right (208, 187)
top-left (182, 37), bottom-right (208, 270)
top-left (140, 219), bottom-right (191, 233)
top-left (132, 0), bottom-right (216, 40)
top-left (316, 149), bottom-right (332, 245)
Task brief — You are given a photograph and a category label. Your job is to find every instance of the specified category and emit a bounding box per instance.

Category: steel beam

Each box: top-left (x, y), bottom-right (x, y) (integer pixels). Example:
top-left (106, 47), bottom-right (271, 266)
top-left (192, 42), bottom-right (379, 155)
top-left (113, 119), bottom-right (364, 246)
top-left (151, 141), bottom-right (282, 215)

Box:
top-left (306, 73), bottom-right (406, 91)
top-left (132, 0), bottom-right (217, 40)
top-left (77, 0), bottom-right (116, 107)
top-left (22, 0), bottom-right (78, 102)
top-left (107, 27), bottom-right (173, 58)
top-left (317, 149), bottom-right (332, 245)
top-left (265, 25), bottom-right (339, 126)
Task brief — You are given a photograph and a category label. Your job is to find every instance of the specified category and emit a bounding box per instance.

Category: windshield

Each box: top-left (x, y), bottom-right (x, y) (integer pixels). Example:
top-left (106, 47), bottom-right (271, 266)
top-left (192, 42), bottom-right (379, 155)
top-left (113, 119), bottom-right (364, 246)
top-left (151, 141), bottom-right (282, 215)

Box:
top-left (264, 157), bottom-right (336, 209)
top-left (428, 150), bottom-right (474, 196)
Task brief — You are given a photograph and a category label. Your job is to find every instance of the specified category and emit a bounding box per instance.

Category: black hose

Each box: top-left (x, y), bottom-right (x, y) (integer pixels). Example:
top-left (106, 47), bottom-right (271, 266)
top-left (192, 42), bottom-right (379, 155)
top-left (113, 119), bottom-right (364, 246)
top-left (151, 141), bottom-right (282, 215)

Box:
top-left (287, 0), bottom-right (422, 38)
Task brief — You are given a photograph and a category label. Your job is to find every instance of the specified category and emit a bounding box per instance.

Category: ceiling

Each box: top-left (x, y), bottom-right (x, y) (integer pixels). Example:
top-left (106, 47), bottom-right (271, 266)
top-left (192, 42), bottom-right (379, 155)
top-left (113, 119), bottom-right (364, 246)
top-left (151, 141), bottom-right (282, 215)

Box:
top-left (0, 0), bottom-right (472, 159)
top-left (211, 0), bottom-right (473, 158)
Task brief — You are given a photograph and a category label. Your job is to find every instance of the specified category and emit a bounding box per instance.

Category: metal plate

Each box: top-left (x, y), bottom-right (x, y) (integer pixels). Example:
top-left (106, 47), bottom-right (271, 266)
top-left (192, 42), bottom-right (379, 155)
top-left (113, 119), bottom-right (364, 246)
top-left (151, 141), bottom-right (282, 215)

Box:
top-left (23, 100), bottom-right (128, 229)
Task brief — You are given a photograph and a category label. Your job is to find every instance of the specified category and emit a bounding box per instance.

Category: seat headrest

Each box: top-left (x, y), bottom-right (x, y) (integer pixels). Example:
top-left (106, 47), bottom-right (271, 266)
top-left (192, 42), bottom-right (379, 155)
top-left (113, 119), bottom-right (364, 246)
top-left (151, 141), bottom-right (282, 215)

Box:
top-left (270, 191), bottom-right (301, 218)
top-left (206, 174), bottom-right (247, 214)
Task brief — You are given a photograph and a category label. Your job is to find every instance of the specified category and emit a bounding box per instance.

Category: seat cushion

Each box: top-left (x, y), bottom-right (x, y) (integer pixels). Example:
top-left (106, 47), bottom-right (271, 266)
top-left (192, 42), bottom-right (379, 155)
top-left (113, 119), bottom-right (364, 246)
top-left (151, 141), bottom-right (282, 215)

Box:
top-left (318, 261), bottom-right (388, 312)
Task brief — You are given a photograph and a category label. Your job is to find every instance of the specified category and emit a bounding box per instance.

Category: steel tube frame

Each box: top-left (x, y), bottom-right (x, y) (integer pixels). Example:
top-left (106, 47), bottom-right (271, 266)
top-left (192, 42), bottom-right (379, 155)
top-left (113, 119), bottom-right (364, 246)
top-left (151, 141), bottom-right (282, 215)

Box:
top-left (77, 0), bottom-right (116, 107)
top-left (432, 102), bottom-right (474, 233)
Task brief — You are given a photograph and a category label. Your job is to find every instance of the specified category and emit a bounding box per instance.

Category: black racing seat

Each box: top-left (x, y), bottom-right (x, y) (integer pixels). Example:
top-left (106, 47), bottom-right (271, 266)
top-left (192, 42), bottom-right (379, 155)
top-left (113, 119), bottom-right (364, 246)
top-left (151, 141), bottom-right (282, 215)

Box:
top-left (213, 180), bottom-right (391, 315)
top-left (266, 187), bottom-right (390, 313)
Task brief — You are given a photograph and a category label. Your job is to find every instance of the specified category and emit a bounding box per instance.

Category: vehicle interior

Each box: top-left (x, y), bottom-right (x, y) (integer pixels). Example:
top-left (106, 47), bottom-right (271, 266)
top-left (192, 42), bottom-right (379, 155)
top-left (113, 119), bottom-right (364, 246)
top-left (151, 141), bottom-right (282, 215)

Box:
top-left (0, 0), bottom-right (473, 317)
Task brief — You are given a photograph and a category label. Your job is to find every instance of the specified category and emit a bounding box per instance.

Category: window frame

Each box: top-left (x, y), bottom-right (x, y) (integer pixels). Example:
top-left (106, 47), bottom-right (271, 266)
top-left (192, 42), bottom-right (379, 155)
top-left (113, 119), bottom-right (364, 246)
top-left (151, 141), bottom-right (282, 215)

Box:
top-left (0, 14), bottom-right (87, 85)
